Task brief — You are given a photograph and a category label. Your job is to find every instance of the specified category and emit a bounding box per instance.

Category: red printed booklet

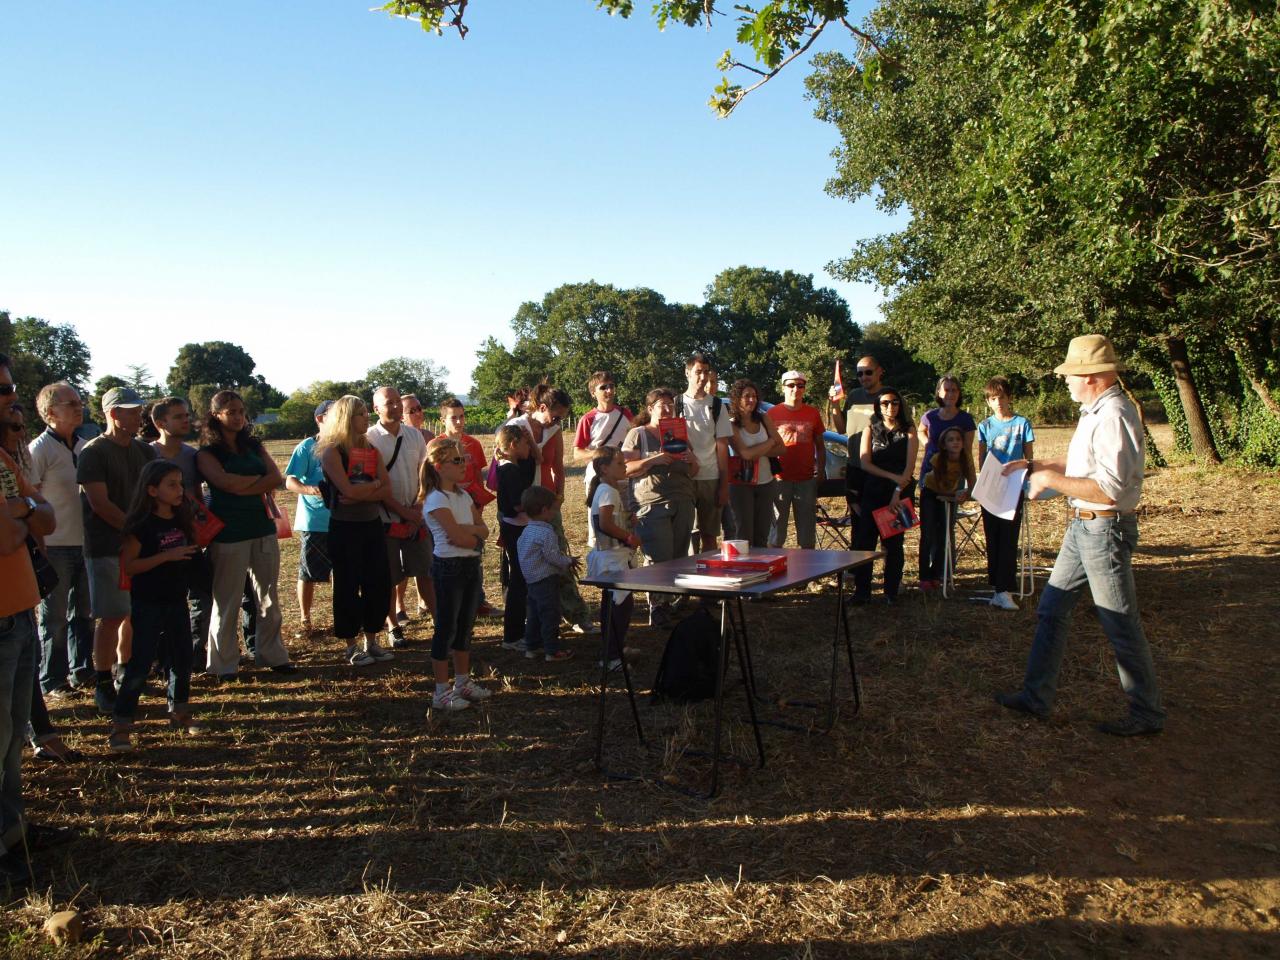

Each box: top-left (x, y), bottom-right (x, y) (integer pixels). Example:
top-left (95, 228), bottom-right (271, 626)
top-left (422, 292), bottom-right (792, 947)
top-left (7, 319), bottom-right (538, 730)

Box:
top-left (696, 552), bottom-right (789, 576)
top-left (873, 500), bottom-right (920, 539)
top-left (347, 447), bottom-right (378, 485)
top-left (657, 417), bottom-right (690, 462)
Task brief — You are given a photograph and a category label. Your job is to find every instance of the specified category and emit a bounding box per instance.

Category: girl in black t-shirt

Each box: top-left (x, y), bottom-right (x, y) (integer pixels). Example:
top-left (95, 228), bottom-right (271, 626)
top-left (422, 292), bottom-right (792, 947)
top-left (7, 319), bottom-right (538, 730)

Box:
top-left (113, 461), bottom-right (202, 753)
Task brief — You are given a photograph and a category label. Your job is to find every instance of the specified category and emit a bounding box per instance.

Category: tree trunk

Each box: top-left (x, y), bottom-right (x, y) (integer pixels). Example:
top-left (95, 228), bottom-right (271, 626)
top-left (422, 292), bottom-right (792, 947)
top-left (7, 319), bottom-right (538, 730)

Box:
top-left (1164, 336), bottom-right (1222, 464)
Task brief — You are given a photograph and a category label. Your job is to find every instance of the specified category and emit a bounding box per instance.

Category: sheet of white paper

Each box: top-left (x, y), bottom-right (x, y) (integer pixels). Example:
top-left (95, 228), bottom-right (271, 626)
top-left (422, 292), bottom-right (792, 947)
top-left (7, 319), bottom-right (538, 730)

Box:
top-left (972, 455), bottom-right (1026, 521)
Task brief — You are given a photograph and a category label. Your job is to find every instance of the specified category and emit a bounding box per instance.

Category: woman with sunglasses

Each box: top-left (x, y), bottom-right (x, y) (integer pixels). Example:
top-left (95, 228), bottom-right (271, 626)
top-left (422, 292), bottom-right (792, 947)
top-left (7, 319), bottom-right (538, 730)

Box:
top-left (2, 405), bottom-right (85, 763)
top-left (851, 388), bottom-right (918, 604)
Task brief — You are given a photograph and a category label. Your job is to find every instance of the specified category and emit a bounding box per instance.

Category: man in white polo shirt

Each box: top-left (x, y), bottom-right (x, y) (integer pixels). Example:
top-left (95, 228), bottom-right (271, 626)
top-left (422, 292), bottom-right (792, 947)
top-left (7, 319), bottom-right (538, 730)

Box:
top-left (27, 382), bottom-right (94, 694)
top-left (995, 335), bottom-right (1164, 737)
top-left (679, 352), bottom-right (732, 552)
top-left (367, 386), bottom-right (430, 648)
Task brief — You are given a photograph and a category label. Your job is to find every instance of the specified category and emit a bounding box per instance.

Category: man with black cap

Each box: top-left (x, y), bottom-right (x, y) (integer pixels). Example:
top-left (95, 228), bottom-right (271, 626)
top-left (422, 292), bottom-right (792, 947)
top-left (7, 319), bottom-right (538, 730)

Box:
top-left (77, 386), bottom-right (156, 714)
top-left (995, 335), bottom-right (1164, 736)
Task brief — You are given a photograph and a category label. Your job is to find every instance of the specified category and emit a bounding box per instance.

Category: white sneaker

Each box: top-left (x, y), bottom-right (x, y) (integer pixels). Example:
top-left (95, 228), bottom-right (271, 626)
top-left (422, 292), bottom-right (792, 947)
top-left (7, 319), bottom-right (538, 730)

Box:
top-left (346, 646), bottom-right (375, 667)
top-left (364, 639), bottom-right (395, 662)
top-left (456, 679), bottom-right (492, 701)
top-left (432, 688), bottom-right (470, 711)
top-left (570, 621), bottom-right (599, 636)
top-left (990, 591), bottom-right (1019, 611)
top-left (597, 658), bottom-right (623, 673)
top-left (501, 639), bottom-right (527, 652)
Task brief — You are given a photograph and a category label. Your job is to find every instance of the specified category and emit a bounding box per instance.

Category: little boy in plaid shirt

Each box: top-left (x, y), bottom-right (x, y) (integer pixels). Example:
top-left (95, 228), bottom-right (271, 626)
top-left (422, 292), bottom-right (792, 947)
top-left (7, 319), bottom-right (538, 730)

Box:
top-left (516, 486), bottom-right (580, 662)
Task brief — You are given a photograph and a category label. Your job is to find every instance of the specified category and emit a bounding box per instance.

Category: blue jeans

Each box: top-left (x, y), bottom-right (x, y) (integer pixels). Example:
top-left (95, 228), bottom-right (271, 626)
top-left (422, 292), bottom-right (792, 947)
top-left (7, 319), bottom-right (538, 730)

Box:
top-left (1021, 517), bottom-right (1164, 725)
top-left (770, 477), bottom-right (817, 549)
top-left (114, 600), bottom-right (193, 721)
top-left (36, 545), bottom-right (94, 691)
top-left (524, 576), bottom-right (562, 656)
top-left (0, 611), bottom-right (37, 853)
top-left (431, 555), bottom-right (480, 662)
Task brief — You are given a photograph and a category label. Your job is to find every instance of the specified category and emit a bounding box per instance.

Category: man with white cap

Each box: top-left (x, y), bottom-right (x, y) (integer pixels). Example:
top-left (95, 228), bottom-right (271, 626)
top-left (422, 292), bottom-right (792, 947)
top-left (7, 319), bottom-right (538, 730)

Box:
top-left (76, 386), bottom-right (157, 714)
top-left (995, 335), bottom-right (1164, 736)
top-left (766, 370), bottom-right (826, 550)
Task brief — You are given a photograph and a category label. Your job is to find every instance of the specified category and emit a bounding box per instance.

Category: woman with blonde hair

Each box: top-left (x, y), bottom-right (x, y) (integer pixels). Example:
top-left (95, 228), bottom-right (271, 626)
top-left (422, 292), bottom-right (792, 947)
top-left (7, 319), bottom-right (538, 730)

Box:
top-left (319, 395), bottom-right (395, 667)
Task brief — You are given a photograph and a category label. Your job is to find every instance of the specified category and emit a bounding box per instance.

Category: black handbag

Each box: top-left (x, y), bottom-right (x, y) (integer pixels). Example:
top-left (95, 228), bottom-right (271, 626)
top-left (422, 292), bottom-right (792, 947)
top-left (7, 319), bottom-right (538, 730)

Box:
top-left (26, 538), bottom-right (59, 600)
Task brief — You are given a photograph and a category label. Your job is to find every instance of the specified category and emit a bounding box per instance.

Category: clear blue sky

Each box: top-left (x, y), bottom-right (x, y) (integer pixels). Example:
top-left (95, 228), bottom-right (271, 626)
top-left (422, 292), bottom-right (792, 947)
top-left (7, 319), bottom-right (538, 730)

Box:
top-left (1, 2), bottom-right (897, 396)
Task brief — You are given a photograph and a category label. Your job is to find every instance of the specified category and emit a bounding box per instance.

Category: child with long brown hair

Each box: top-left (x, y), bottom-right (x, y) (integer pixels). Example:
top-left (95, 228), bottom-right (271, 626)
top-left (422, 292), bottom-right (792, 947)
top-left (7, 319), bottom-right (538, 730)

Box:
top-left (112, 460), bottom-right (203, 752)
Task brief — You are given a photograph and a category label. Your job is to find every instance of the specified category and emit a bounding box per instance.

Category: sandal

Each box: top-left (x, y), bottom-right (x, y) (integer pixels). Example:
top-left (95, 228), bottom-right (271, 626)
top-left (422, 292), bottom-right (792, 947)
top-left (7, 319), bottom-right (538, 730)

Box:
top-left (32, 738), bottom-right (86, 763)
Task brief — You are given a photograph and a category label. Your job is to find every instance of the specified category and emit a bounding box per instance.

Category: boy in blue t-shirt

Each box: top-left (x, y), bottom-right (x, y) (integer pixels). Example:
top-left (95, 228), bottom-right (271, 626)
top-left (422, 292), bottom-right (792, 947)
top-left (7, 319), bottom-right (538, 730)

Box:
top-left (977, 377), bottom-right (1035, 611)
top-left (284, 400), bottom-right (335, 637)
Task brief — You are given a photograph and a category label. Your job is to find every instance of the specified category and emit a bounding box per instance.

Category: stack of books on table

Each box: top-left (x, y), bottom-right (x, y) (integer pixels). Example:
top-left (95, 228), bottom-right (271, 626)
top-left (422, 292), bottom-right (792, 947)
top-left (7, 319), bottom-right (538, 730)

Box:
top-left (694, 552), bottom-right (788, 576)
top-left (673, 570), bottom-right (773, 590)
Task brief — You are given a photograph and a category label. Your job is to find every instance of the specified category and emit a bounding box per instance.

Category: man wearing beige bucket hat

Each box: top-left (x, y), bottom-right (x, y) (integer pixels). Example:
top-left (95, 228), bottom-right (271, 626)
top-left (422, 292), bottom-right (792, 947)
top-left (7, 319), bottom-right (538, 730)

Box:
top-left (994, 334), bottom-right (1165, 736)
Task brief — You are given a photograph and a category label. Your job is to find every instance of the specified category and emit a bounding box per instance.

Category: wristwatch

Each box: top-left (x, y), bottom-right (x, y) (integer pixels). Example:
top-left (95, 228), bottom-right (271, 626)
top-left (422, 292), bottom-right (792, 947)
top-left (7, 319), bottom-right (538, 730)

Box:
top-left (19, 496), bottom-right (37, 519)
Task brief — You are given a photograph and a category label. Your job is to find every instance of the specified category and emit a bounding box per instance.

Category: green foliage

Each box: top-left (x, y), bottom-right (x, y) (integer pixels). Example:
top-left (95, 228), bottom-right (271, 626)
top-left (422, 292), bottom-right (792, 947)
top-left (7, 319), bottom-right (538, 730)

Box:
top-left (167, 341), bottom-right (257, 396)
top-left (186, 384), bottom-right (221, 424)
top-left (471, 270), bottom-right (856, 412)
top-left (805, 0), bottom-right (1280, 463)
top-left (365, 357), bottom-right (450, 405)
top-left (704, 266), bottom-right (857, 390)
top-left (0, 311), bottom-right (93, 403)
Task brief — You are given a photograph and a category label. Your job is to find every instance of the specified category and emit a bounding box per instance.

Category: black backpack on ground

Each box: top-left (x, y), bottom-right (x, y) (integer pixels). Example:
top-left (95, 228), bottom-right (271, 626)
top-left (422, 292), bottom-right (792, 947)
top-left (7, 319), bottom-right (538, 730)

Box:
top-left (652, 605), bottom-right (720, 703)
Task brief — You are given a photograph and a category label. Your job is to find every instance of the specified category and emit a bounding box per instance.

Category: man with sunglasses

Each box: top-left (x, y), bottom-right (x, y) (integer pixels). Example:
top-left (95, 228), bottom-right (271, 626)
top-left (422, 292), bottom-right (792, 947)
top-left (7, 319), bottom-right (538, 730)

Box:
top-left (0, 354), bottom-right (64, 885)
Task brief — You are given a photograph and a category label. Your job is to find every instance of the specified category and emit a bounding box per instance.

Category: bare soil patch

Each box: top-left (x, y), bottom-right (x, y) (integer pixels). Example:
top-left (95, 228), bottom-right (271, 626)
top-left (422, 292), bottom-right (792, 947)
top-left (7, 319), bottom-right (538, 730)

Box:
top-left (6, 425), bottom-right (1278, 957)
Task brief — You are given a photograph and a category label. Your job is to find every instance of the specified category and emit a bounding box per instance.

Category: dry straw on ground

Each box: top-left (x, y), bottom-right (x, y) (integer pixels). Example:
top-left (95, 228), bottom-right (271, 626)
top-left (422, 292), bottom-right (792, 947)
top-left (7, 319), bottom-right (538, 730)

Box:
top-left (5, 425), bottom-right (1278, 958)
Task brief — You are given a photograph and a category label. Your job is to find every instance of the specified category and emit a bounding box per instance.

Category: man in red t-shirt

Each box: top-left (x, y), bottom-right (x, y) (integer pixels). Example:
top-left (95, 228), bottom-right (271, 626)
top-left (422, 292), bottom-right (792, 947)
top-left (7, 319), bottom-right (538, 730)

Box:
top-left (572, 371), bottom-right (634, 487)
top-left (765, 370), bottom-right (826, 550)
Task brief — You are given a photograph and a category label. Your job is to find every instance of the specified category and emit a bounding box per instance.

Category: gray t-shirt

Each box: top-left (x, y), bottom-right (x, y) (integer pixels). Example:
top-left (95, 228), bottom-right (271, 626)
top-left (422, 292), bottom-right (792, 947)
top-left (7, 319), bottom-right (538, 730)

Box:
top-left (77, 435), bottom-right (157, 557)
top-left (151, 441), bottom-right (202, 500)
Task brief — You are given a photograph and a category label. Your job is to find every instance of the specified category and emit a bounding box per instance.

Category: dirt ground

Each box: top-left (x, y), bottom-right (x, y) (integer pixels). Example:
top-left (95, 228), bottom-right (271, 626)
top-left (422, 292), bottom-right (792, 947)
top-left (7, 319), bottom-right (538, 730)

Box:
top-left (5, 424), bottom-right (1279, 958)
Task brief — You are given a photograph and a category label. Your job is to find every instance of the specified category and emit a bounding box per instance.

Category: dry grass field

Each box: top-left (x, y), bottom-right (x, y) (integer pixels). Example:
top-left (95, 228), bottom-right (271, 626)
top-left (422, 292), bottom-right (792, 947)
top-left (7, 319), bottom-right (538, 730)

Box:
top-left (5, 424), bottom-right (1279, 958)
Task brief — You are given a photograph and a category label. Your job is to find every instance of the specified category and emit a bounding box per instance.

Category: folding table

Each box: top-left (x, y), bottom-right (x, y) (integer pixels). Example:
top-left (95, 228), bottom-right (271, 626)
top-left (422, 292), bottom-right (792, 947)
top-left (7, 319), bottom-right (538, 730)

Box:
top-left (583, 547), bottom-right (879, 798)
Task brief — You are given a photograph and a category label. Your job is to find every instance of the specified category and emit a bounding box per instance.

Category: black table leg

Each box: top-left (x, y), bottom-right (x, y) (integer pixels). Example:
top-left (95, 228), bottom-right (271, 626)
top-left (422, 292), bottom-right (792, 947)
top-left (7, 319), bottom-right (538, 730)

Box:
top-left (730, 602), bottom-right (766, 770)
top-left (595, 588), bottom-right (646, 772)
top-left (705, 598), bottom-right (732, 798)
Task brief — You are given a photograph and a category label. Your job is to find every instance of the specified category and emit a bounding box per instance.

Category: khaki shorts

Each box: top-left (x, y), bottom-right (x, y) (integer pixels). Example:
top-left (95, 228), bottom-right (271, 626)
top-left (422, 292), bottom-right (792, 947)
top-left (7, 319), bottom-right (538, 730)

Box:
top-left (691, 478), bottom-right (723, 542)
top-left (386, 526), bottom-right (434, 581)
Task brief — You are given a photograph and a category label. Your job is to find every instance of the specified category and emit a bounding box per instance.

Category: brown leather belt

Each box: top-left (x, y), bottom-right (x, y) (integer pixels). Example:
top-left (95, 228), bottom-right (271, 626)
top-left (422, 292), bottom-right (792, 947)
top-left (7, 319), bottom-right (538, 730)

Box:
top-left (1071, 509), bottom-right (1133, 520)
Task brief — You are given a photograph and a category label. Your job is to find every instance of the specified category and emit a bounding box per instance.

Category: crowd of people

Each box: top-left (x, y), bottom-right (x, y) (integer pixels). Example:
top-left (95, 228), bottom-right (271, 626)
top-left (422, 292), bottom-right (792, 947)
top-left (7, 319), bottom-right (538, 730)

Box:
top-left (0, 336), bottom-right (1163, 886)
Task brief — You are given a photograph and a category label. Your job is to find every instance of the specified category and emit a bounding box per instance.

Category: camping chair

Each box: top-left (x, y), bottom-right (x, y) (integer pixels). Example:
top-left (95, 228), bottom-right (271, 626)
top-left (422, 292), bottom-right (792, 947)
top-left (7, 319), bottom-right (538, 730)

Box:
top-left (815, 477), bottom-right (853, 550)
top-left (940, 495), bottom-right (986, 598)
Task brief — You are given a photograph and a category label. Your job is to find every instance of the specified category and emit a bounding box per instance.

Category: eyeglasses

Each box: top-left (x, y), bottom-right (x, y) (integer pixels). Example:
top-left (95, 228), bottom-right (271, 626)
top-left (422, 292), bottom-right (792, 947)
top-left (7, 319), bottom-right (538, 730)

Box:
top-left (440, 456), bottom-right (466, 465)
top-left (856, 369), bottom-right (876, 377)
top-left (784, 382), bottom-right (805, 389)
top-left (880, 399), bottom-right (901, 406)
top-left (598, 383), bottom-right (615, 390)
top-left (0, 385), bottom-right (15, 396)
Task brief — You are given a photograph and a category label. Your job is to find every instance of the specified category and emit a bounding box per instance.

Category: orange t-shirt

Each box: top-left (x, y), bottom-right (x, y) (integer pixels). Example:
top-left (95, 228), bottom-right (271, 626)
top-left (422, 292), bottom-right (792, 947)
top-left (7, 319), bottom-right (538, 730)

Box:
top-left (766, 403), bottom-right (825, 482)
top-left (0, 449), bottom-right (41, 617)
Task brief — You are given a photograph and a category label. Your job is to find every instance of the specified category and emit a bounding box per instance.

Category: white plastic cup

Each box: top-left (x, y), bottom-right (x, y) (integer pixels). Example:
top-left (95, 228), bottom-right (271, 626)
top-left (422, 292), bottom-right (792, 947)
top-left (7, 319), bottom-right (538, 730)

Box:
top-left (722, 539), bottom-right (749, 560)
